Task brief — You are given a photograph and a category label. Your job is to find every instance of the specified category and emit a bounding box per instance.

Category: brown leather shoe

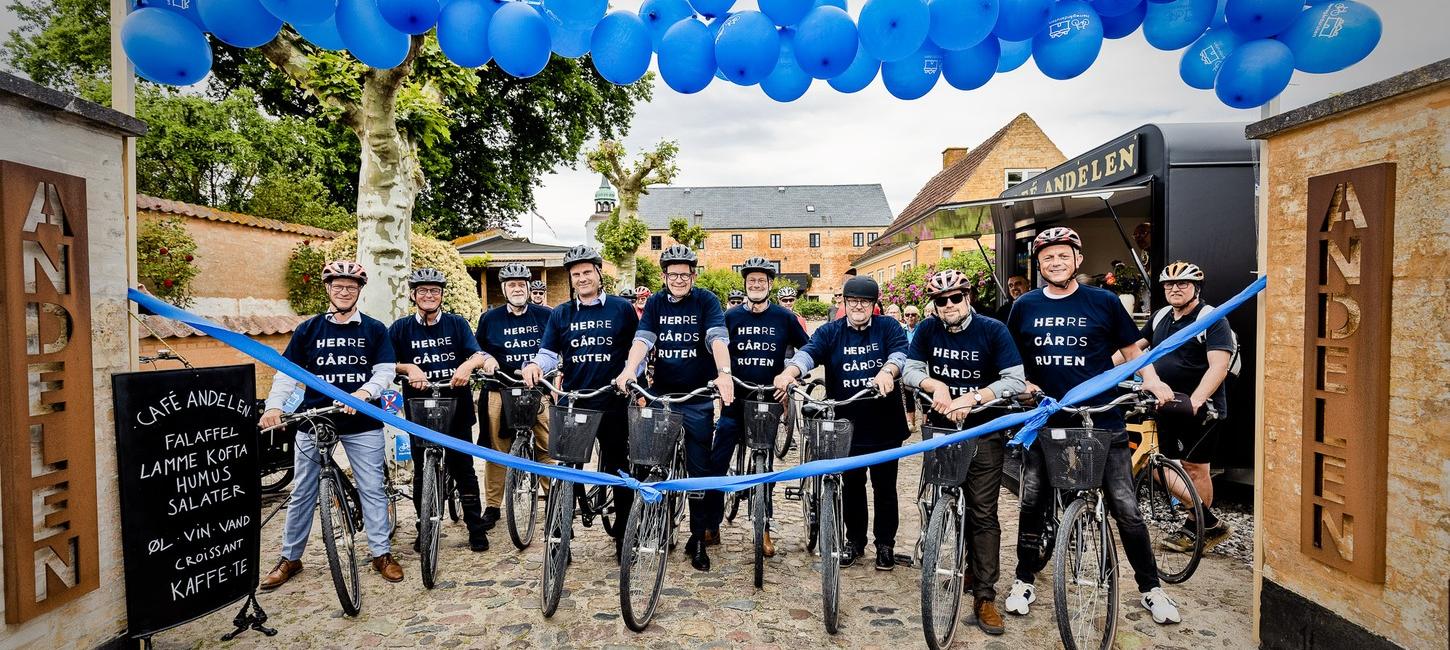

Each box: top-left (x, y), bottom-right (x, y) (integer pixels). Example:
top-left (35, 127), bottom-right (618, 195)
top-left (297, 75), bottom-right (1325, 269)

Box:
top-left (703, 528), bottom-right (721, 547)
top-left (761, 531), bottom-right (776, 558)
top-left (975, 598), bottom-right (1005, 635)
top-left (372, 553), bottom-right (404, 583)
top-left (260, 557), bottom-right (301, 590)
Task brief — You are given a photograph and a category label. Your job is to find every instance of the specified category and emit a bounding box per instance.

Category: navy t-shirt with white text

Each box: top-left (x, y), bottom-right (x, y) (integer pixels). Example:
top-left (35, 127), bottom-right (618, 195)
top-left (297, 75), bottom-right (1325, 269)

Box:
top-left (638, 287), bottom-right (726, 396)
top-left (540, 296), bottom-right (638, 394)
top-left (476, 303), bottom-right (553, 375)
top-left (797, 315), bottom-right (909, 449)
top-left (908, 313), bottom-right (1022, 428)
top-left (284, 313), bottom-right (395, 434)
top-left (389, 312), bottom-right (481, 435)
top-left (726, 303), bottom-right (810, 389)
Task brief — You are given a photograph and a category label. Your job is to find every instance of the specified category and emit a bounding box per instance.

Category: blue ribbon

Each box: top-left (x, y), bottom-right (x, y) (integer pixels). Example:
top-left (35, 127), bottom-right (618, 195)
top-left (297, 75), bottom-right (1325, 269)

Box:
top-left (128, 274), bottom-right (1264, 502)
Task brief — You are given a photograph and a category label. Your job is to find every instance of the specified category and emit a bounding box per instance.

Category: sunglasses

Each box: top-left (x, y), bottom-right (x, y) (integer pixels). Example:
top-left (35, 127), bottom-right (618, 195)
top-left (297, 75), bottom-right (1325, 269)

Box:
top-left (932, 293), bottom-right (966, 307)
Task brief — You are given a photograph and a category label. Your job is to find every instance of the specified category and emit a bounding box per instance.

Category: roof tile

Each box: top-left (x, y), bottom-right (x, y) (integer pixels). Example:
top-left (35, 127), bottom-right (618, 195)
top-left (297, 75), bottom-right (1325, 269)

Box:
top-left (635, 184), bottom-right (893, 230)
top-left (137, 194), bottom-right (342, 239)
top-left (139, 314), bottom-right (310, 339)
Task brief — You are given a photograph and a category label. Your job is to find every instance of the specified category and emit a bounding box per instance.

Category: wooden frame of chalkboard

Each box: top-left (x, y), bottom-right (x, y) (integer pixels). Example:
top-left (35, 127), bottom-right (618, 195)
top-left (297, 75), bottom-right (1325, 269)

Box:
top-left (113, 364), bottom-right (262, 638)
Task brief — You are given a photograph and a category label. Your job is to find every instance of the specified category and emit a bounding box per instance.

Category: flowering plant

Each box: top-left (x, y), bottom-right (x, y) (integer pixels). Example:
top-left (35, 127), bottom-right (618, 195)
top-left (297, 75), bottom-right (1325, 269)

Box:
top-left (137, 217), bottom-right (198, 307)
top-left (879, 250), bottom-right (999, 312)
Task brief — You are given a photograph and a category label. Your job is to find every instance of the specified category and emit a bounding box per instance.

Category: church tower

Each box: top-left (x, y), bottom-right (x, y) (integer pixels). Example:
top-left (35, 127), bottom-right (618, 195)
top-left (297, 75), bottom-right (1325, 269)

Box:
top-left (584, 175), bottom-right (616, 249)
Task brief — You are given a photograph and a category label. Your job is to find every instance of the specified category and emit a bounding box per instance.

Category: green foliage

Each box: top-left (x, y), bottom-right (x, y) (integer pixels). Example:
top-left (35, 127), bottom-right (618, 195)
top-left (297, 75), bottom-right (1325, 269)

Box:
top-left (461, 255), bottom-right (492, 271)
top-left (692, 268), bottom-right (795, 305)
top-left (585, 140), bottom-right (680, 213)
top-left (136, 217), bottom-right (199, 307)
top-left (794, 298), bottom-right (831, 320)
top-left (322, 230), bottom-right (483, 322)
top-left (633, 255), bottom-right (662, 292)
top-left (1103, 262), bottom-right (1145, 296)
top-left (880, 250), bottom-right (998, 311)
top-left (246, 171), bottom-right (354, 232)
top-left (3, 0), bottom-right (109, 92)
top-left (667, 217), bottom-right (708, 250)
top-left (285, 240), bottom-right (331, 314)
top-left (600, 272), bottom-right (618, 295)
top-left (595, 209), bottom-right (648, 266)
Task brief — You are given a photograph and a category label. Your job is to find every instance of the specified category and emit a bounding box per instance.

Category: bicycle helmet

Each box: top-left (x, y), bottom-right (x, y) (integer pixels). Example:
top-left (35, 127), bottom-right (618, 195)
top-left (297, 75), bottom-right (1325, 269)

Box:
top-left (529, 280), bottom-right (547, 292)
top-left (322, 260), bottom-right (368, 285)
top-left (620, 287), bottom-right (638, 298)
top-left (498, 262), bottom-right (532, 282)
top-left (634, 286), bottom-right (651, 300)
top-left (841, 275), bottom-right (880, 301)
top-left (777, 286), bottom-right (797, 300)
top-left (1159, 261), bottom-right (1205, 283)
top-left (927, 269), bottom-right (969, 296)
top-left (738, 256), bottom-right (776, 279)
top-left (407, 267), bottom-right (448, 289)
top-left (1031, 226), bottom-right (1083, 258)
top-left (659, 244), bottom-right (698, 268)
top-left (562, 245), bottom-right (604, 270)
top-left (727, 289), bottom-right (746, 301)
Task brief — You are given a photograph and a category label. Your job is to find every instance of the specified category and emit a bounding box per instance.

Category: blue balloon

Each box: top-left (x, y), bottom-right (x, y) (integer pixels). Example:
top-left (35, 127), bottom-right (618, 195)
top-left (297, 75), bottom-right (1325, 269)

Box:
top-left (1090, 0), bottom-right (1139, 17)
top-left (488, 0), bottom-right (551, 77)
top-left (198, 0), bottom-right (284, 48)
top-left (993, 0), bottom-right (1052, 40)
top-left (1214, 37), bottom-right (1294, 108)
top-left (641, 0), bottom-right (694, 50)
top-left (544, 0), bottom-right (605, 30)
top-left (815, 0), bottom-right (847, 9)
top-left (690, 0), bottom-right (734, 19)
top-left (827, 40), bottom-right (879, 92)
top-left (122, 7), bottom-right (212, 86)
top-left (137, 0), bottom-right (209, 30)
top-left (929, 0), bottom-right (998, 51)
top-left (715, 11), bottom-right (780, 85)
top-left (760, 0), bottom-right (812, 26)
top-left (941, 35), bottom-right (998, 89)
top-left (258, 0), bottom-right (334, 26)
top-left (707, 14), bottom-right (732, 80)
top-left (591, 11), bottom-right (653, 84)
top-left (996, 37), bottom-right (1031, 71)
top-left (762, 29), bottom-right (812, 101)
top-left (1143, 0), bottom-right (1215, 50)
top-left (1210, 0), bottom-right (1227, 28)
top-left (658, 18), bottom-right (716, 93)
top-left (1179, 28), bottom-right (1240, 88)
top-left (793, 6), bottom-right (858, 78)
top-left (336, 0), bottom-right (409, 68)
top-left (549, 21), bottom-right (593, 58)
top-left (1224, 0), bottom-right (1300, 39)
top-left (1277, 0), bottom-right (1380, 73)
top-left (439, 0), bottom-right (496, 66)
top-left (1032, 1), bottom-right (1102, 80)
top-left (1100, 0), bottom-right (1145, 38)
top-left (881, 43), bottom-right (942, 99)
top-left (858, 0), bottom-right (930, 62)
top-left (377, 0), bottom-right (438, 34)
top-left (294, 15), bottom-right (347, 50)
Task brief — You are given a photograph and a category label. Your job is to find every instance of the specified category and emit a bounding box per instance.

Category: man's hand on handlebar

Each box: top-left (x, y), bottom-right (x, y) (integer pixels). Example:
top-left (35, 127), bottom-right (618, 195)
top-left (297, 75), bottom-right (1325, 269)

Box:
top-left (772, 369), bottom-right (799, 402)
top-left (405, 366), bottom-right (429, 391)
top-left (929, 384), bottom-right (953, 416)
top-left (521, 363), bottom-right (543, 387)
top-left (335, 389), bottom-right (372, 415)
top-left (1140, 377), bottom-right (1176, 405)
top-left (479, 355), bottom-right (500, 377)
top-left (872, 369), bottom-right (895, 396)
top-left (449, 366), bottom-right (472, 387)
top-left (259, 408), bottom-right (283, 430)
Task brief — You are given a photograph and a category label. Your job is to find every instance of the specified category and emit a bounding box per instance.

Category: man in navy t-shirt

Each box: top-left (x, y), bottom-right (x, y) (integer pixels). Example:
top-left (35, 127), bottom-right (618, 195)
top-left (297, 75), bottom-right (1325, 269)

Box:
top-left (258, 260), bottom-right (403, 588)
top-left (615, 245), bottom-right (735, 572)
top-left (721, 257), bottom-right (808, 559)
top-left (389, 268), bottom-right (490, 552)
top-left (475, 263), bottom-right (554, 531)
top-left (1003, 227), bottom-right (1183, 625)
top-left (904, 269), bottom-right (1025, 636)
top-left (522, 245), bottom-right (638, 560)
top-left (774, 275), bottom-right (908, 571)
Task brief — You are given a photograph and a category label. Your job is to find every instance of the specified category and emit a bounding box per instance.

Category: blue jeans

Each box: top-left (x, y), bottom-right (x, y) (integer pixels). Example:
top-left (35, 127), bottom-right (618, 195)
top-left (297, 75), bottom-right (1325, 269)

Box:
top-left (679, 400), bottom-right (728, 537)
top-left (282, 427), bottom-right (392, 560)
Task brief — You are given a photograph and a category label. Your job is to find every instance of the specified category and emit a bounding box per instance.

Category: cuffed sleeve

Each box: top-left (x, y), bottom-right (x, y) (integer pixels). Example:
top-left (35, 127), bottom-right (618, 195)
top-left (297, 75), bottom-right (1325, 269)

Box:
top-left (704, 325), bottom-right (729, 347)
top-left (885, 351), bottom-right (908, 373)
top-left (264, 371), bottom-right (299, 412)
top-left (633, 329), bottom-right (658, 351)
top-left (903, 359), bottom-right (931, 390)
top-left (786, 349), bottom-right (816, 375)
top-left (359, 362), bottom-right (396, 400)
top-left (531, 348), bottom-right (561, 375)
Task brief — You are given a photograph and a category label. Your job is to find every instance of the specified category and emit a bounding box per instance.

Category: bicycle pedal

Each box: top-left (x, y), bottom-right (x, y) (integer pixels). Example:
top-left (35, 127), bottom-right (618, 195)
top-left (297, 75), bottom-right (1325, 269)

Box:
top-left (893, 553), bottom-right (915, 568)
top-left (685, 490), bottom-right (705, 500)
top-left (783, 487), bottom-right (802, 501)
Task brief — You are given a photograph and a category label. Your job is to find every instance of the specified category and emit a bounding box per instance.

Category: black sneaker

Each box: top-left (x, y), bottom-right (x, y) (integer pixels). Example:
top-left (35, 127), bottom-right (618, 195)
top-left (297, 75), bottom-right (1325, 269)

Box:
top-left (469, 529), bottom-right (489, 553)
top-left (839, 541), bottom-right (862, 568)
top-left (480, 506), bottom-right (501, 531)
top-left (874, 543), bottom-right (895, 571)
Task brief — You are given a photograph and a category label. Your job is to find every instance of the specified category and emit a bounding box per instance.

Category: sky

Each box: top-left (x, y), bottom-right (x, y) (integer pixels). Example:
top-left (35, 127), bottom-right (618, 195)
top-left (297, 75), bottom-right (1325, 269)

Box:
top-left (3, 0), bottom-right (1446, 245)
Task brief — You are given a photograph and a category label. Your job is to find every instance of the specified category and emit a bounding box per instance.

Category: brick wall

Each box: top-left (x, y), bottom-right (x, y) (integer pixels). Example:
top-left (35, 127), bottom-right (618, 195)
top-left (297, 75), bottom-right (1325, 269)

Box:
top-left (138, 335), bottom-right (292, 399)
top-left (1257, 82), bottom-right (1450, 650)
top-left (647, 227), bottom-right (884, 300)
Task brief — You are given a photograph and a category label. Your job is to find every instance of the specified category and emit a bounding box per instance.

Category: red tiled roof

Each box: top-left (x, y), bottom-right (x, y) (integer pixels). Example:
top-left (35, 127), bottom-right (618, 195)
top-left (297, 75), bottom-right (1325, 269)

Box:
top-left (139, 314), bottom-right (309, 339)
top-left (137, 194), bottom-right (342, 239)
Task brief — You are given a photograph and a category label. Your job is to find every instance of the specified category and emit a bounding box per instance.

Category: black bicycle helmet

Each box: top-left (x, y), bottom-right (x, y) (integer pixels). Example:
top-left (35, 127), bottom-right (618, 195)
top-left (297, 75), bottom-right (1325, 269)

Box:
top-left (498, 262), bottom-right (532, 282)
top-left (842, 275), bottom-right (880, 301)
top-left (659, 244), bottom-right (698, 268)
top-left (407, 267), bottom-right (447, 289)
top-left (738, 256), bottom-right (775, 279)
top-left (529, 280), bottom-right (547, 292)
top-left (562, 245), bottom-right (604, 270)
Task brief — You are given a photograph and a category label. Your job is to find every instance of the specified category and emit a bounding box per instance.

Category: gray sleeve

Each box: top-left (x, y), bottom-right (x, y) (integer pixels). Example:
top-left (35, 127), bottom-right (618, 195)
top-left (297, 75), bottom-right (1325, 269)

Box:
top-left (359, 362), bottom-right (397, 400)
top-left (885, 351), bottom-right (908, 374)
top-left (985, 364), bottom-right (1027, 399)
top-left (531, 348), bottom-right (560, 375)
top-left (705, 326), bottom-right (729, 347)
top-left (264, 371), bottom-right (299, 412)
top-left (902, 359), bottom-right (931, 390)
top-left (786, 349), bottom-right (816, 375)
top-left (633, 329), bottom-right (657, 351)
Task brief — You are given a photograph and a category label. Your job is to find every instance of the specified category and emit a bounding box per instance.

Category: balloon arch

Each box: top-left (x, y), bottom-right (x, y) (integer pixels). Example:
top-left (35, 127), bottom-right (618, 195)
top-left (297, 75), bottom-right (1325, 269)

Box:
top-left (122, 0), bottom-right (1380, 108)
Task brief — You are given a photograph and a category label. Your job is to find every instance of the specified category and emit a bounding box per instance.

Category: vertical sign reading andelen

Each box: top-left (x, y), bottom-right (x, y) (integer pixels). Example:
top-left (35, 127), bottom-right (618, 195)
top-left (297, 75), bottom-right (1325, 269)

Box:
top-left (114, 365), bottom-right (261, 637)
top-left (1301, 163), bottom-right (1394, 583)
top-left (0, 161), bottom-right (101, 623)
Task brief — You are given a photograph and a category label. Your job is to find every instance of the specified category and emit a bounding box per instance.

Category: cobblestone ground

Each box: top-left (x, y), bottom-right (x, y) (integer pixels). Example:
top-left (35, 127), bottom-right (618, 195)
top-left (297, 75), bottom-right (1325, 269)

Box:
top-left (159, 430), bottom-right (1253, 649)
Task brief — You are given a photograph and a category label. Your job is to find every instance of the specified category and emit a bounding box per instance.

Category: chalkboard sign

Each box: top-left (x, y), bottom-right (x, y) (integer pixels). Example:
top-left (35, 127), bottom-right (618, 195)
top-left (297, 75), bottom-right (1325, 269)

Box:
top-left (113, 365), bottom-right (261, 638)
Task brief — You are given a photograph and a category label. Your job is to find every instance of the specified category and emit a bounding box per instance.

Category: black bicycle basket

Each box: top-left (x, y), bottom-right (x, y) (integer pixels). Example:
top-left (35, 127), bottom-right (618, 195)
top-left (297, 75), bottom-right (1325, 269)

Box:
top-left (1036, 427), bottom-right (1114, 490)
top-left (921, 426), bottom-right (980, 487)
top-left (547, 404), bottom-right (603, 464)
top-left (744, 400), bottom-right (784, 450)
top-left (803, 417), bottom-right (853, 460)
top-left (627, 405), bottom-right (684, 467)
top-left (500, 386), bottom-right (543, 432)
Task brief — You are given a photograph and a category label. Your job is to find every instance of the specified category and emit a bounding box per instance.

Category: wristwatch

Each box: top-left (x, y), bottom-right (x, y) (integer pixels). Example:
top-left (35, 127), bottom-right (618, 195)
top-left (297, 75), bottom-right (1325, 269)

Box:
top-left (717, 367), bottom-right (732, 375)
top-left (972, 390), bottom-right (985, 405)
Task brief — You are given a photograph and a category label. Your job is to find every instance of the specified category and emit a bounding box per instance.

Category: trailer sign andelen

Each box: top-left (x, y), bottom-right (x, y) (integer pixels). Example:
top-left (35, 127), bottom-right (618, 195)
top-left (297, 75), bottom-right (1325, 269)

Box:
top-left (1001, 133), bottom-right (1140, 198)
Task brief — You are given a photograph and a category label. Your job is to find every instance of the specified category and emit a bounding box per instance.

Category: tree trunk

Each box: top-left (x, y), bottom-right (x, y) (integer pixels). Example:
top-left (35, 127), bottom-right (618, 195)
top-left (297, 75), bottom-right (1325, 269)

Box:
top-left (353, 74), bottom-right (424, 320)
top-left (617, 191), bottom-right (641, 288)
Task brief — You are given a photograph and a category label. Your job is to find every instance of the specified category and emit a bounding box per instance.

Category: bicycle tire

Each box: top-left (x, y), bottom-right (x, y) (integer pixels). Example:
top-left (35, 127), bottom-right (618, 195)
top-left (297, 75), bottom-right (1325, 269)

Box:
top-left (1135, 458), bottom-right (1205, 583)
top-left (318, 473), bottom-right (362, 616)
top-left (1053, 498), bottom-right (1119, 650)
top-left (541, 480), bottom-right (575, 617)
top-left (750, 452), bottom-right (769, 589)
top-left (620, 496), bottom-right (671, 632)
top-left (820, 479), bottom-right (842, 634)
top-left (260, 466), bottom-right (294, 493)
top-left (802, 475), bottom-right (820, 553)
top-left (505, 437), bottom-right (539, 549)
top-left (668, 443), bottom-right (688, 533)
top-left (445, 473), bottom-right (461, 523)
top-left (775, 397), bottom-right (796, 459)
top-left (920, 495), bottom-right (964, 650)
top-left (725, 442), bottom-right (746, 523)
top-left (419, 458), bottom-right (442, 590)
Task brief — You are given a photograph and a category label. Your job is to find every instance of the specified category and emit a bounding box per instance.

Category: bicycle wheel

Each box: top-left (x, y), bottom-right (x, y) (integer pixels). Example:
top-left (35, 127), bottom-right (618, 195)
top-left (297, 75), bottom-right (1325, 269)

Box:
top-left (541, 479), bottom-right (575, 617)
top-left (1135, 458), bottom-right (1204, 583)
top-left (418, 458), bottom-right (443, 590)
top-left (750, 453), bottom-right (770, 589)
top-left (318, 473), bottom-right (362, 616)
top-left (920, 495), bottom-right (965, 650)
top-left (775, 397), bottom-right (796, 459)
top-left (820, 478), bottom-right (842, 634)
top-left (445, 473), bottom-right (461, 523)
top-left (1053, 498), bottom-right (1119, 650)
top-left (725, 442), bottom-right (746, 523)
top-left (801, 475), bottom-right (820, 553)
top-left (505, 438), bottom-right (539, 549)
top-left (260, 466), bottom-right (294, 493)
top-left (620, 496), bottom-right (671, 632)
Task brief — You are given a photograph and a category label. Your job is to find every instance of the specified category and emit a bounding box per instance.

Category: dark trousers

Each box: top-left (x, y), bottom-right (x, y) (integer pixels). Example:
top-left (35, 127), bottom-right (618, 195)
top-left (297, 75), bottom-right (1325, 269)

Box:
top-left (1014, 439), bottom-right (1161, 593)
top-left (409, 432), bottom-right (485, 535)
top-left (679, 400), bottom-right (727, 537)
top-left (594, 397), bottom-right (633, 539)
top-left (953, 429), bottom-right (1007, 601)
top-left (843, 448), bottom-right (900, 550)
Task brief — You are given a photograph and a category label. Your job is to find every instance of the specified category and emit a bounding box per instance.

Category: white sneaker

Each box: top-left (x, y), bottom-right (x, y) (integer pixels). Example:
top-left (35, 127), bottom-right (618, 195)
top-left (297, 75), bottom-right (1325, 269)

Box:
top-left (1004, 580), bottom-right (1035, 616)
top-left (1140, 587), bottom-right (1182, 624)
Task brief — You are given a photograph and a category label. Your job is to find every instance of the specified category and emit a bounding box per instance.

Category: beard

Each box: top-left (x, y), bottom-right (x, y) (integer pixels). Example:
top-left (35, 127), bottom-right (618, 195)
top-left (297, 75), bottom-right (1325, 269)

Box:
top-left (507, 294), bottom-right (528, 308)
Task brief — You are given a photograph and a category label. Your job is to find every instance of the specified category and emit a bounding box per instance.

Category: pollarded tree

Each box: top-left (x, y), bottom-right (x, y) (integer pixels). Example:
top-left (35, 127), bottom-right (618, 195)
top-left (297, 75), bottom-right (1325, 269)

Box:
top-left (668, 216), bottom-right (708, 251)
top-left (586, 139), bottom-right (679, 287)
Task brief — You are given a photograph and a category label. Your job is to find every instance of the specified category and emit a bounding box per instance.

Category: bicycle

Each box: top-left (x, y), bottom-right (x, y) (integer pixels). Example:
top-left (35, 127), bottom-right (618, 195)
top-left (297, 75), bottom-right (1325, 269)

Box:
top-left (1120, 382), bottom-right (1208, 584)
top-left (786, 382), bottom-right (881, 635)
top-left (396, 378), bottom-right (459, 590)
top-left (475, 370), bottom-right (549, 550)
top-left (253, 399), bottom-right (296, 493)
top-left (775, 387), bottom-right (800, 460)
top-left (728, 377), bottom-right (787, 589)
top-left (617, 381), bottom-right (716, 632)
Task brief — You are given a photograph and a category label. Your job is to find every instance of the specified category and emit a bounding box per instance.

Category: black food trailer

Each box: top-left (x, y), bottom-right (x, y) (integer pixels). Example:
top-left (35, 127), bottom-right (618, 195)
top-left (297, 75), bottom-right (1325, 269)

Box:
top-left (891, 123), bottom-right (1258, 477)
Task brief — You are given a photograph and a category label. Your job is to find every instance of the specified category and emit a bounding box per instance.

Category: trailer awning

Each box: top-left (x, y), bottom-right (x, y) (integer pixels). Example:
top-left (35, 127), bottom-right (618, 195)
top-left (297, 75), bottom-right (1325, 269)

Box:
top-left (886, 183), bottom-right (1153, 245)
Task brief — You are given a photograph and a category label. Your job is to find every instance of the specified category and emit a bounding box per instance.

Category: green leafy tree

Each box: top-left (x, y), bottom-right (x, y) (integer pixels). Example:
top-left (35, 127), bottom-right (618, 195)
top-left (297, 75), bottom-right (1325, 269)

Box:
top-left (633, 255), bottom-right (662, 292)
top-left (247, 170), bottom-right (354, 232)
top-left (586, 140), bottom-right (679, 287)
top-left (667, 216), bottom-right (708, 250)
top-left (694, 268), bottom-right (797, 305)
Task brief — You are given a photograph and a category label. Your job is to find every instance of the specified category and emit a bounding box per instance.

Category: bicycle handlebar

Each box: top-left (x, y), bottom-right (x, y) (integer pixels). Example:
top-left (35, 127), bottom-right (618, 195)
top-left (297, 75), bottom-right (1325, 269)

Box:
top-left (1116, 380), bottom-right (1220, 419)
top-left (537, 380), bottom-right (615, 401)
top-left (789, 384), bottom-right (880, 407)
top-left (261, 404), bottom-right (345, 432)
top-left (912, 389), bottom-right (1020, 417)
top-left (627, 381), bottom-right (717, 405)
top-left (394, 376), bottom-right (453, 392)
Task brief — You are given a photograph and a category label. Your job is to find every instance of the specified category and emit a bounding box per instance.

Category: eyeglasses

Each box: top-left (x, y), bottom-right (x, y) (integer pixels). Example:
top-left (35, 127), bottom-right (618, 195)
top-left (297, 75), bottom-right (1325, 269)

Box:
top-left (413, 287), bottom-right (443, 296)
top-left (1163, 281), bottom-right (1195, 290)
top-left (531, 291), bottom-right (546, 296)
top-left (844, 298), bottom-right (873, 308)
top-left (933, 293), bottom-right (966, 307)
top-left (905, 313), bottom-right (919, 319)
top-left (665, 272), bottom-right (693, 281)
top-left (328, 284), bottom-right (360, 295)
